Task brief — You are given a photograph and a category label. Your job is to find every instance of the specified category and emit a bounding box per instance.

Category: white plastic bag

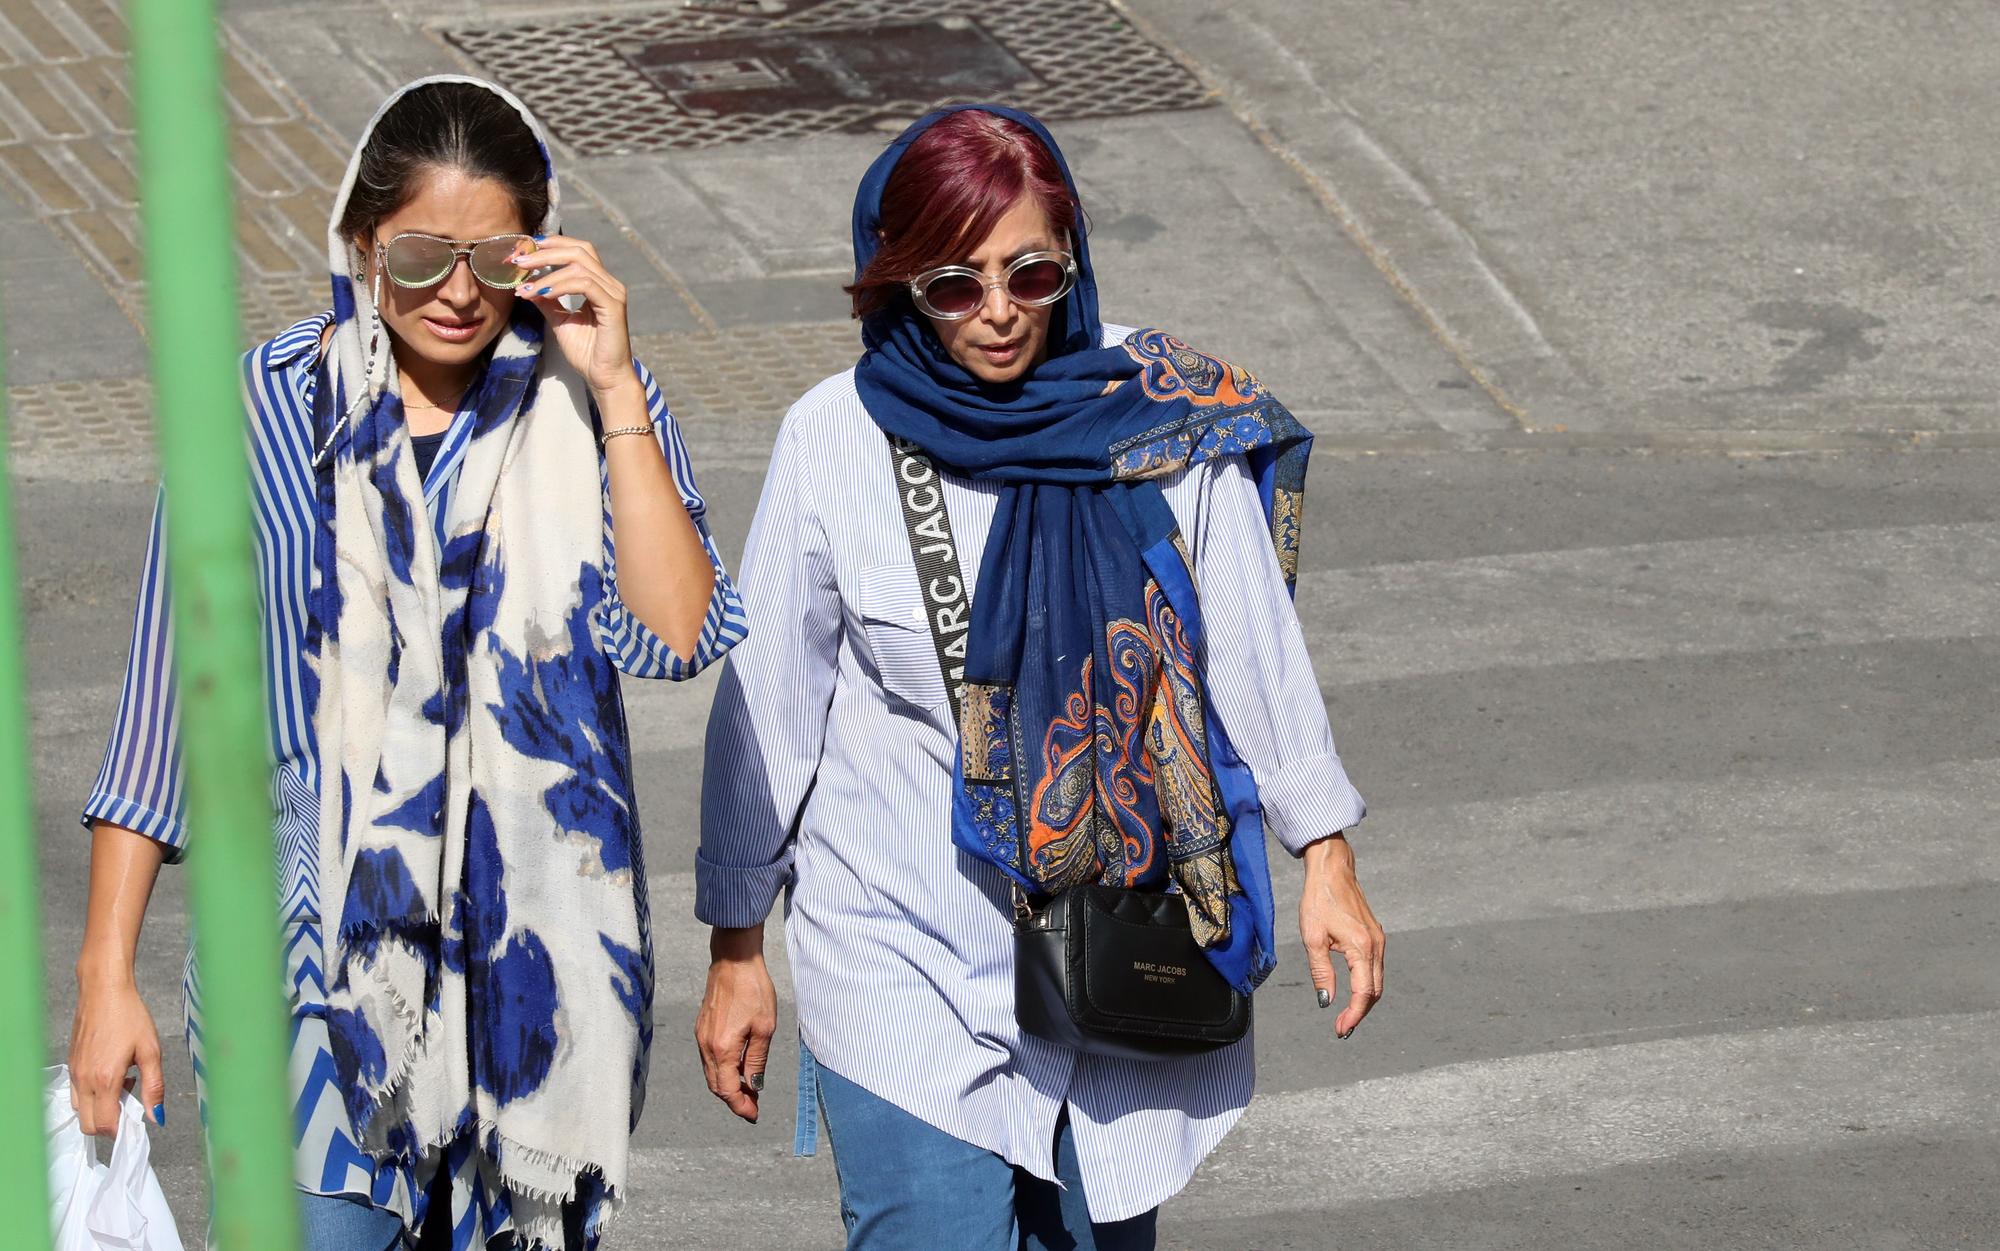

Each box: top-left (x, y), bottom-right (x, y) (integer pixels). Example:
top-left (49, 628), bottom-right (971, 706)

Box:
top-left (45, 1065), bottom-right (186, 1251)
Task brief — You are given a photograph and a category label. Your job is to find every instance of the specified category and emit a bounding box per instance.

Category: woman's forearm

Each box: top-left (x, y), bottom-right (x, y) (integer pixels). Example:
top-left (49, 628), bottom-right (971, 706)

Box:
top-left (597, 377), bottom-right (716, 658)
top-left (77, 821), bottom-right (167, 989)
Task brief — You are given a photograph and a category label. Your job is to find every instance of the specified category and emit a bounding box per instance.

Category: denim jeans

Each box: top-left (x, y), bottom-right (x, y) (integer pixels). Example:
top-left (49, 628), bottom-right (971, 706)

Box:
top-left (299, 1192), bottom-right (404, 1251)
top-left (297, 1182), bottom-right (587, 1251)
top-left (814, 1057), bottom-right (1159, 1251)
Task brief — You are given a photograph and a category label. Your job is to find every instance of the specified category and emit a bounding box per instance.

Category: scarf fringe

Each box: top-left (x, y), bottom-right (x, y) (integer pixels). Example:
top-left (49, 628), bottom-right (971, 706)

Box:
top-left (422, 1122), bottom-right (623, 1251)
top-left (413, 1124), bottom-right (623, 1251)
top-left (353, 1035), bottom-right (627, 1250)
top-left (343, 939), bottom-right (624, 1247)
top-left (339, 942), bottom-right (433, 1141)
top-left (478, 1130), bottom-right (622, 1213)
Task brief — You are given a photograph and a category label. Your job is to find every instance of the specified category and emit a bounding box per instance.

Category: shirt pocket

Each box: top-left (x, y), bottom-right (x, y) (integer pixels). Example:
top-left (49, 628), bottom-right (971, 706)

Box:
top-left (858, 563), bottom-right (948, 713)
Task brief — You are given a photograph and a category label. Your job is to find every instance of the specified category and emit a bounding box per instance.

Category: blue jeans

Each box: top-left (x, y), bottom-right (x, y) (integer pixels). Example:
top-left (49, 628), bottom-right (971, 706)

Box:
top-left (300, 1192), bottom-right (404, 1251)
top-left (814, 1058), bottom-right (1159, 1251)
top-left (297, 1184), bottom-right (586, 1251)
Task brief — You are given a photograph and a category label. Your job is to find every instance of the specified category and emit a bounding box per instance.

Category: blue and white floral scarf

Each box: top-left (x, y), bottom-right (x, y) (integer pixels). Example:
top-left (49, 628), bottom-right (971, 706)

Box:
top-left (308, 76), bottom-right (647, 1249)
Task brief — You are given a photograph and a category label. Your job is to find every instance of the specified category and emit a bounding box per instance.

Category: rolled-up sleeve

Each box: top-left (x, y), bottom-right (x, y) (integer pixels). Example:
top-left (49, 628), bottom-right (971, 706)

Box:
top-left (596, 361), bottom-right (748, 680)
top-left (1193, 456), bottom-right (1365, 855)
top-left (81, 489), bottom-right (189, 861)
top-left (696, 409), bottom-right (842, 927)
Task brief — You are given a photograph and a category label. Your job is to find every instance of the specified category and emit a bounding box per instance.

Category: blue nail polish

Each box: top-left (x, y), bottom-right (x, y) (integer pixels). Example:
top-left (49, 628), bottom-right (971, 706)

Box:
top-left (537, 286), bottom-right (551, 296)
top-left (533, 234), bottom-right (546, 242)
top-left (152, 1103), bottom-right (166, 1127)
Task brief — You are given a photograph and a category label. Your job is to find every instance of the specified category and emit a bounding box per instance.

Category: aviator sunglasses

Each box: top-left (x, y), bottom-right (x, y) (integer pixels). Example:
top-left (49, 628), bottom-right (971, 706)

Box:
top-left (908, 250), bottom-right (1078, 320)
top-left (379, 232), bottom-right (535, 290)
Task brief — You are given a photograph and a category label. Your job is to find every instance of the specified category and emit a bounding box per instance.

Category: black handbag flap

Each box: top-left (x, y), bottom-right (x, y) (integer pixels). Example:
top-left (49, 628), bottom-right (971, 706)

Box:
top-left (1079, 883), bottom-right (1198, 928)
top-left (1072, 887), bottom-right (1242, 1030)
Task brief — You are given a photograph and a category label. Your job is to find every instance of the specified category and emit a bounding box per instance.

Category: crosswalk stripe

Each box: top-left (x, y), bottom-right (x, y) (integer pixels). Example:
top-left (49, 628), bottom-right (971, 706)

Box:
top-left (622, 670), bottom-right (725, 756)
top-left (1298, 522), bottom-right (2000, 683)
top-left (1172, 1011), bottom-right (2000, 1218)
top-left (643, 755), bottom-right (2000, 1001)
top-left (648, 870), bottom-right (797, 1006)
top-left (60, 761), bottom-right (1995, 1015)
top-left (47, 523), bottom-right (2000, 758)
top-left (53, 530), bottom-right (2000, 1065)
top-left (622, 523), bottom-right (2000, 756)
top-left (25, 682), bottom-right (121, 738)
top-left (1292, 758), bottom-right (2000, 932)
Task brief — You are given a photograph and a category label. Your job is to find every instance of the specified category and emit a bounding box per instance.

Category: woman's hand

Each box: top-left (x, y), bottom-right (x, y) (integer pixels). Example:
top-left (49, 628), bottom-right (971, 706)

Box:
top-left (1299, 834), bottom-right (1385, 1039)
top-left (510, 234), bottom-right (635, 398)
top-left (71, 822), bottom-right (169, 1137)
top-left (68, 968), bottom-right (164, 1137)
top-left (696, 924), bottom-right (778, 1124)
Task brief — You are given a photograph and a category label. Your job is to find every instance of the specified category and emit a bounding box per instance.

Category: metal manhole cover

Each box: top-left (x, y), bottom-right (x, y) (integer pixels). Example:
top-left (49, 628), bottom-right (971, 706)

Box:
top-left (616, 19), bottom-right (1038, 118)
top-left (440, 0), bottom-right (1212, 154)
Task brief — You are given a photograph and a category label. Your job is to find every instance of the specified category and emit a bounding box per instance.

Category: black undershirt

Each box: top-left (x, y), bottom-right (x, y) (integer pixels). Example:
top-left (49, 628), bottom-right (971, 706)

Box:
top-left (409, 429), bottom-right (447, 481)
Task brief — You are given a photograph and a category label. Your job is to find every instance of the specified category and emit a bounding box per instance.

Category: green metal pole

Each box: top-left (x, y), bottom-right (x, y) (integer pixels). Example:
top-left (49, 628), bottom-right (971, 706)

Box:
top-left (127, 5), bottom-right (300, 1249)
top-left (0, 315), bottom-right (55, 1251)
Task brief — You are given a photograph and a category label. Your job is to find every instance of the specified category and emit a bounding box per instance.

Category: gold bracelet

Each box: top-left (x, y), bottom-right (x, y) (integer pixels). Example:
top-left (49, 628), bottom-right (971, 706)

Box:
top-left (598, 424), bottom-right (653, 446)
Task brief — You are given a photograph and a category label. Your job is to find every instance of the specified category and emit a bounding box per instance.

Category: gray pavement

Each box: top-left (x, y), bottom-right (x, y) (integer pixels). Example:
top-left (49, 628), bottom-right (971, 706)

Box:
top-left (13, 1), bottom-right (2000, 1248)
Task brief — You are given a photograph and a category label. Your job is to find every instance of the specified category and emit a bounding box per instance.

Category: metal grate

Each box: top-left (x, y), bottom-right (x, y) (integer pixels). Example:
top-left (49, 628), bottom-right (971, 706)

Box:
top-left (440, 0), bottom-right (1213, 154)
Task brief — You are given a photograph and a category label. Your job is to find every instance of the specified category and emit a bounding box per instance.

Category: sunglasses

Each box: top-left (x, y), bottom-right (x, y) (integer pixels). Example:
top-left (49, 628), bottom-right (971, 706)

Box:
top-left (379, 232), bottom-right (534, 290)
top-left (908, 251), bottom-right (1077, 320)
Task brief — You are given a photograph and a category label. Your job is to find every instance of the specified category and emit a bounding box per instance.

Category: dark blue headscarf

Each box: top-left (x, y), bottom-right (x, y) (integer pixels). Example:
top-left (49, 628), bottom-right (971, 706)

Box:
top-left (854, 105), bottom-right (1311, 993)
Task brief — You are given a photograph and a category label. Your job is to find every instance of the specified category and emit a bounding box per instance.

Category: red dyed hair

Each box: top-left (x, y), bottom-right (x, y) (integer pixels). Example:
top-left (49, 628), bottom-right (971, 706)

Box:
top-left (847, 110), bottom-right (1080, 321)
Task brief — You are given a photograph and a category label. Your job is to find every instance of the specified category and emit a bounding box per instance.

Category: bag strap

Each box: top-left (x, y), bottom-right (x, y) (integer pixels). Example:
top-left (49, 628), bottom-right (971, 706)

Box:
top-left (889, 436), bottom-right (1036, 918)
top-left (887, 435), bottom-right (970, 724)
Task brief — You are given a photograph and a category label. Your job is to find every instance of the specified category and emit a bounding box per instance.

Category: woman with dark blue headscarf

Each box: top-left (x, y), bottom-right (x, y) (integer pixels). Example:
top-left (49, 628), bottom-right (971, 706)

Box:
top-left (698, 106), bottom-right (1384, 1249)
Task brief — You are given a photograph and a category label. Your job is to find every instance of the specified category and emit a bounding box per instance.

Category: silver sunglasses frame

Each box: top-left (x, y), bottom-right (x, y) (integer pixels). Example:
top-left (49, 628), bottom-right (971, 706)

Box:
top-left (378, 231), bottom-right (534, 290)
top-left (908, 250), bottom-right (1078, 320)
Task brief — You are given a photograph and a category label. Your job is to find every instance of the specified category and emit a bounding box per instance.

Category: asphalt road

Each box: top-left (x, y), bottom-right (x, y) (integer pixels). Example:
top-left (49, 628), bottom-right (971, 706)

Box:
top-left (12, 1), bottom-right (1999, 1247)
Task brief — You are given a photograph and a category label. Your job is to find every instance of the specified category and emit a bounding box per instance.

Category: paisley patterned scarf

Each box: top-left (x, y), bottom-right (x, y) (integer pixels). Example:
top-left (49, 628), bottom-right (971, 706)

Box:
top-left (309, 77), bottom-right (647, 1249)
top-left (853, 106), bottom-right (1312, 994)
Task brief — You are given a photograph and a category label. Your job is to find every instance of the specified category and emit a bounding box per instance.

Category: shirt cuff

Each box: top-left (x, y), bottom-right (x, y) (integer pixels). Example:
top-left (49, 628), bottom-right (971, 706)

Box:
top-left (599, 553), bottom-right (749, 681)
top-left (80, 794), bottom-right (189, 864)
top-left (1254, 752), bottom-right (1367, 856)
top-left (694, 844), bottom-right (794, 929)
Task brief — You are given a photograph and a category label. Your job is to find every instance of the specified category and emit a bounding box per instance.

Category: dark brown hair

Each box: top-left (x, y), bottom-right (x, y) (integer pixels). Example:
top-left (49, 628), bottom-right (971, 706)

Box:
top-left (337, 82), bottom-right (550, 243)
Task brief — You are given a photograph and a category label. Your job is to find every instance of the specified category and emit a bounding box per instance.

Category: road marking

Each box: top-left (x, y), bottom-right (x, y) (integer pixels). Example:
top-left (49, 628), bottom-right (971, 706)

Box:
top-left (1283, 759), bottom-right (2000, 933)
top-left (1299, 521), bottom-right (2000, 684)
top-left (1179, 1011), bottom-right (2000, 1215)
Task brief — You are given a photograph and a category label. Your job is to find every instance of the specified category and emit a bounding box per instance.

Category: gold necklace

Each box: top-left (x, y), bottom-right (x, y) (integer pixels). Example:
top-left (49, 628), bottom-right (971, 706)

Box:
top-left (402, 381), bottom-right (471, 413)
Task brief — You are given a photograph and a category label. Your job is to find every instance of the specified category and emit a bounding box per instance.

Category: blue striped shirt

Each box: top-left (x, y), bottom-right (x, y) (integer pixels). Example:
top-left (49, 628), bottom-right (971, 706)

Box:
top-left (84, 312), bottom-right (747, 1241)
top-left (698, 328), bottom-right (1365, 1223)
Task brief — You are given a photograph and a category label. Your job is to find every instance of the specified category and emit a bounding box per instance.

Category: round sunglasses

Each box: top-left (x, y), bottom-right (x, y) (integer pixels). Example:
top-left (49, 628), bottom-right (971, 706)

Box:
top-left (908, 251), bottom-right (1077, 320)
top-left (379, 232), bottom-right (534, 290)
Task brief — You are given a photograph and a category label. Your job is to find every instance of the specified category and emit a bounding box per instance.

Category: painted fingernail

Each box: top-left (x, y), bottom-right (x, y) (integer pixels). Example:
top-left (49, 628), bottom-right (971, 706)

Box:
top-left (748, 1072), bottom-right (765, 1092)
top-left (152, 1103), bottom-right (165, 1127)
top-left (537, 286), bottom-right (552, 296)
top-left (1316, 989), bottom-right (1331, 1009)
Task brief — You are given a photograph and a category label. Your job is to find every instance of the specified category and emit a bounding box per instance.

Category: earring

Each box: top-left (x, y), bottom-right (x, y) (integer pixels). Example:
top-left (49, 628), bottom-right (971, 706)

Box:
top-left (367, 261), bottom-right (384, 379)
top-left (312, 250), bottom-right (386, 468)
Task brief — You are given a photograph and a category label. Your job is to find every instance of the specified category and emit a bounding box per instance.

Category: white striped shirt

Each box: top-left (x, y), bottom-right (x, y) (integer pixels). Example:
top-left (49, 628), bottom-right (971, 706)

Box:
top-left (698, 327), bottom-right (1366, 1223)
top-left (84, 312), bottom-right (747, 1241)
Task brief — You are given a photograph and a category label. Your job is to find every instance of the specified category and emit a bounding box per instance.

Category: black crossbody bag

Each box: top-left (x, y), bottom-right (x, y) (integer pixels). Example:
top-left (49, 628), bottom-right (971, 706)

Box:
top-left (889, 437), bottom-right (1251, 1061)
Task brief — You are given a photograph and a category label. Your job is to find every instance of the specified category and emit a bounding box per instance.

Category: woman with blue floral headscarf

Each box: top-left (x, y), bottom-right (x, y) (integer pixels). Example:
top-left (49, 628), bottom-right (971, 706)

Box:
top-left (697, 106), bottom-right (1385, 1248)
top-left (68, 77), bottom-right (746, 1251)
